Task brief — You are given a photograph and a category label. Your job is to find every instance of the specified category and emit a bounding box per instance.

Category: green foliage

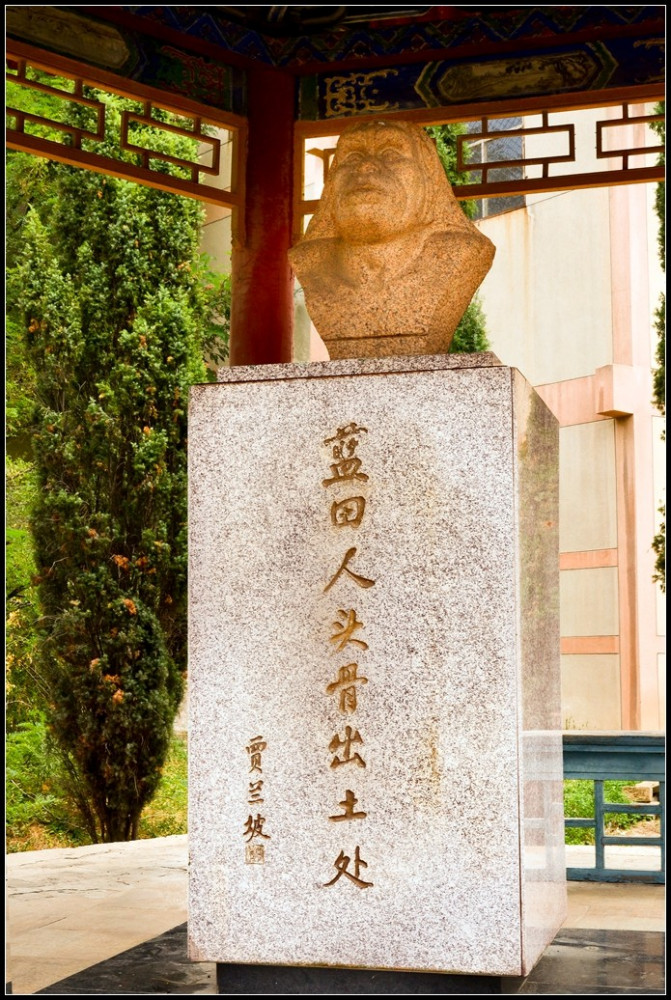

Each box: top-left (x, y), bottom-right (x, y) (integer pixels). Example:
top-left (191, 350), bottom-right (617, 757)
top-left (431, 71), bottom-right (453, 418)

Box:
top-left (137, 734), bottom-right (188, 839)
top-left (7, 83), bottom-right (228, 842)
top-left (6, 457), bottom-right (45, 728)
top-left (450, 296), bottom-right (490, 353)
top-left (425, 123), bottom-right (475, 219)
top-left (564, 780), bottom-right (651, 845)
top-left (6, 724), bottom-right (188, 851)
top-left (426, 123), bottom-right (490, 353)
top-left (652, 506), bottom-right (665, 593)
top-left (6, 714), bottom-right (88, 848)
top-left (650, 104), bottom-right (665, 271)
top-left (653, 294), bottom-right (665, 416)
top-left (650, 103), bottom-right (665, 589)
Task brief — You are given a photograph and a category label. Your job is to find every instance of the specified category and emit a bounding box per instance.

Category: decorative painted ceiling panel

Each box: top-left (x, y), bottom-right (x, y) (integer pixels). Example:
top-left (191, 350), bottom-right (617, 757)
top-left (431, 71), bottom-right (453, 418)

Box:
top-left (6, 6), bottom-right (247, 113)
top-left (298, 37), bottom-right (664, 120)
top-left (125, 5), bottom-right (664, 70)
top-left (6, 6), bottom-right (664, 119)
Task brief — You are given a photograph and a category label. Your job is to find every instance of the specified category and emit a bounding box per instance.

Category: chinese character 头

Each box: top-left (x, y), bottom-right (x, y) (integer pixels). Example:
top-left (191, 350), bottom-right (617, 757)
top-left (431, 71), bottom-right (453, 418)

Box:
top-left (330, 608), bottom-right (368, 652)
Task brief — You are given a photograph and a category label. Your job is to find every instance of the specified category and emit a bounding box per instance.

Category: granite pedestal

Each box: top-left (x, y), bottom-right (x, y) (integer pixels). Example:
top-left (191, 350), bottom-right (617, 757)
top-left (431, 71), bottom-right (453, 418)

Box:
top-left (188, 354), bottom-right (567, 988)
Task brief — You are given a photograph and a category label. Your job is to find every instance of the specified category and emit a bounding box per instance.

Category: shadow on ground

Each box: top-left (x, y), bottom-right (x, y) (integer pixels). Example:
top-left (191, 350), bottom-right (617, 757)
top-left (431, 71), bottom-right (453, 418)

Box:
top-left (32, 925), bottom-right (664, 995)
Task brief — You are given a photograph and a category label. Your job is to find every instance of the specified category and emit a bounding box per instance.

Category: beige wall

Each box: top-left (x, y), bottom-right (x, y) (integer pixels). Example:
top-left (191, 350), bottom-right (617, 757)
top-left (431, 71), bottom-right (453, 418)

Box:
top-left (478, 188), bottom-right (613, 385)
top-left (559, 421), bottom-right (617, 553)
top-left (561, 654), bottom-right (621, 730)
top-left (478, 159), bottom-right (665, 732)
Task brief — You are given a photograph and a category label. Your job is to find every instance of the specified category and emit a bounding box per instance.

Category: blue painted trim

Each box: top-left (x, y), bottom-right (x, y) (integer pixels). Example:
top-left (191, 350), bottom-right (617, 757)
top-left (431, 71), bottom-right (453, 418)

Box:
top-left (563, 732), bottom-right (665, 884)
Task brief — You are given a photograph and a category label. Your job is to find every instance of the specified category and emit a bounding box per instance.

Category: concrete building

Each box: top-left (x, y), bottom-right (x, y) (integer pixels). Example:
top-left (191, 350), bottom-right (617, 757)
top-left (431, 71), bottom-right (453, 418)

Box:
top-left (476, 107), bottom-right (665, 731)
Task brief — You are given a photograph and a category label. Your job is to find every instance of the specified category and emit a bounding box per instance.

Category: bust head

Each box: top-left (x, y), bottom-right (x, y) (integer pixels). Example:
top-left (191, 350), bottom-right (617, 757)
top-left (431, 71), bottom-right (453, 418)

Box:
top-left (290, 119), bottom-right (495, 360)
top-left (305, 119), bottom-right (471, 246)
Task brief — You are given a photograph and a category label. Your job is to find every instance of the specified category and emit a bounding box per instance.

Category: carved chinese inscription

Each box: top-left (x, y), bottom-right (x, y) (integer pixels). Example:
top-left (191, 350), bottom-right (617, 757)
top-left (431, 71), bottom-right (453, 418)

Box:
top-left (330, 609), bottom-right (368, 652)
top-left (324, 547), bottom-right (376, 593)
top-left (323, 846), bottom-right (374, 888)
top-left (244, 735), bottom-right (270, 864)
top-left (329, 726), bottom-right (366, 769)
top-left (329, 789), bottom-right (367, 823)
top-left (326, 662), bottom-right (368, 713)
top-left (322, 422), bottom-right (369, 487)
top-left (321, 421), bottom-right (376, 889)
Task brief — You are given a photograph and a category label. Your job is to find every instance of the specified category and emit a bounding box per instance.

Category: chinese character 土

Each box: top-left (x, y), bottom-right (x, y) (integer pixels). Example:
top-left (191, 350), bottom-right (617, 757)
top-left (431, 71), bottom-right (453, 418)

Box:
top-left (324, 846), bottom-right (373, 888)
top-left (330, 608), bottom-right (368, 652)
top-left (324, 547), bottom-right (376, 594)
top-left (326, 662), bottom-right (368, 714)
top-left (329, 788), bottom-right (367, 822)
top-left (246, 736), bottom-right (267, 773)
top-left (329, 726), bottom-right (366, 768)
top-left (322, 422), bottom-right (369, 488)
top-left (243, 813), bottom-right (271, 842)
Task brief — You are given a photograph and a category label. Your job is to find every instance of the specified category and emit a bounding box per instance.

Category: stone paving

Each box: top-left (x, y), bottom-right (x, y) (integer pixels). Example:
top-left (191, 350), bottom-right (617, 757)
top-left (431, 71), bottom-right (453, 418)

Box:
top-left (6, 836), bottom-right (665, 995)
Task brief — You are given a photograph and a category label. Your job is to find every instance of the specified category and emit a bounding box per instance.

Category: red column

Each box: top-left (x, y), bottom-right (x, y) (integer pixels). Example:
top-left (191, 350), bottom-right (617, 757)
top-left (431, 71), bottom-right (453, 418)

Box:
top-left (229, 66), bottom-right (295, 366)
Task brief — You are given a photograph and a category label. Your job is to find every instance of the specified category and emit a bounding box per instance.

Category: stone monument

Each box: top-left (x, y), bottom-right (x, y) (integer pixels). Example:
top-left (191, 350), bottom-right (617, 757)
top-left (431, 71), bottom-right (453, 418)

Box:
top-left (289, 120), bottom-right (495, 359)
top-left (188, 121), bottom-right (566, 991)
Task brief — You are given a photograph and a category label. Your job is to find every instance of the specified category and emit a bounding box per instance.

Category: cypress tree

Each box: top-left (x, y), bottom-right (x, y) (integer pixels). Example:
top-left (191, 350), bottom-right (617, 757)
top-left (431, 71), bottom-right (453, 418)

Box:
top-left (12, 94), bottom-right (220, 841)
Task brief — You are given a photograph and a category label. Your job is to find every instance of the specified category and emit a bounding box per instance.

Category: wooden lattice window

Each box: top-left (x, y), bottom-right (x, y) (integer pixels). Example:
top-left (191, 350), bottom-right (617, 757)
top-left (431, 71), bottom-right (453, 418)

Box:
top-left (296, 102), bottom-right (664, 238)
top-left (6, 52), bottom-right (243, 210)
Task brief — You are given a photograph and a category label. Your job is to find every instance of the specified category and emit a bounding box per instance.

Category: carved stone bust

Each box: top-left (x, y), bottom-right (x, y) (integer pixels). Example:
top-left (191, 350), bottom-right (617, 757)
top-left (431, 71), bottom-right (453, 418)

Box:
top-left (289, 120), bottom-right (495, 360)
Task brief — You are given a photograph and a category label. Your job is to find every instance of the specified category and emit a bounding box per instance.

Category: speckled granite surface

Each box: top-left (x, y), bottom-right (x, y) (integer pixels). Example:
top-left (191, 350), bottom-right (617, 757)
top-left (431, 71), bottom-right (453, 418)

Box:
top-left (188, 358), bottom-right (565, 975)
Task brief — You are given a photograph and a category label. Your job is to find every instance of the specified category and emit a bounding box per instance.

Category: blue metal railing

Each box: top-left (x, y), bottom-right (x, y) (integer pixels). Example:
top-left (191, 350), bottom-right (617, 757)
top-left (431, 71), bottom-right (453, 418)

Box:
top-left (562, 731), bottom-right (665, 884)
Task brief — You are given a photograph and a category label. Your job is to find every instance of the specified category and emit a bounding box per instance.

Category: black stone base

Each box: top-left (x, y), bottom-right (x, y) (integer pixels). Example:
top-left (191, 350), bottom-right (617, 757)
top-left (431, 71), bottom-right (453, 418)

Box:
top-left (217, 963), bottom-right (504, 994)
top-left (32, 925), bottom-right (664, 995)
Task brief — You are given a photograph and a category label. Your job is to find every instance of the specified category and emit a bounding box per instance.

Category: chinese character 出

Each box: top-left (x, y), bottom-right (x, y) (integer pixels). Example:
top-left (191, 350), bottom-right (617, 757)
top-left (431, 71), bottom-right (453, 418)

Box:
top-left (326, 663), bottom-right (368, 713)
top-left (324, 846), bottom-right (373, 888)
top-left (329, 726), bottom-right (366, 768)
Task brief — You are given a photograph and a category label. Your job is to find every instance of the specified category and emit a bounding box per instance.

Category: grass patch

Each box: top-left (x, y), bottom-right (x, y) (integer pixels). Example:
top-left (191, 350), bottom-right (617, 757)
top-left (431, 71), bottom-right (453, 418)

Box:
top-left (564, 779), bottom-right (652, 845)
top-left (137, 733), bottom-right (188, 839)
top-left (6, 723), bottom-right (188, 852)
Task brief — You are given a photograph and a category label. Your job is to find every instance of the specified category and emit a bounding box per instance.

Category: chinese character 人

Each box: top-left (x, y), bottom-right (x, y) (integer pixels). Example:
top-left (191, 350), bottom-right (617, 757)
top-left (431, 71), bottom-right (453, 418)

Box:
top-left (324, 547), bottom-right (376, 594)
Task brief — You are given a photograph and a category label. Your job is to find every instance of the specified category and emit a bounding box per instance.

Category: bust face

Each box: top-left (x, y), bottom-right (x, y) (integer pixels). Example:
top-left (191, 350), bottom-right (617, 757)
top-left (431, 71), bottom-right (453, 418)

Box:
top-left (330, 122), bottom-right (427, 244)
